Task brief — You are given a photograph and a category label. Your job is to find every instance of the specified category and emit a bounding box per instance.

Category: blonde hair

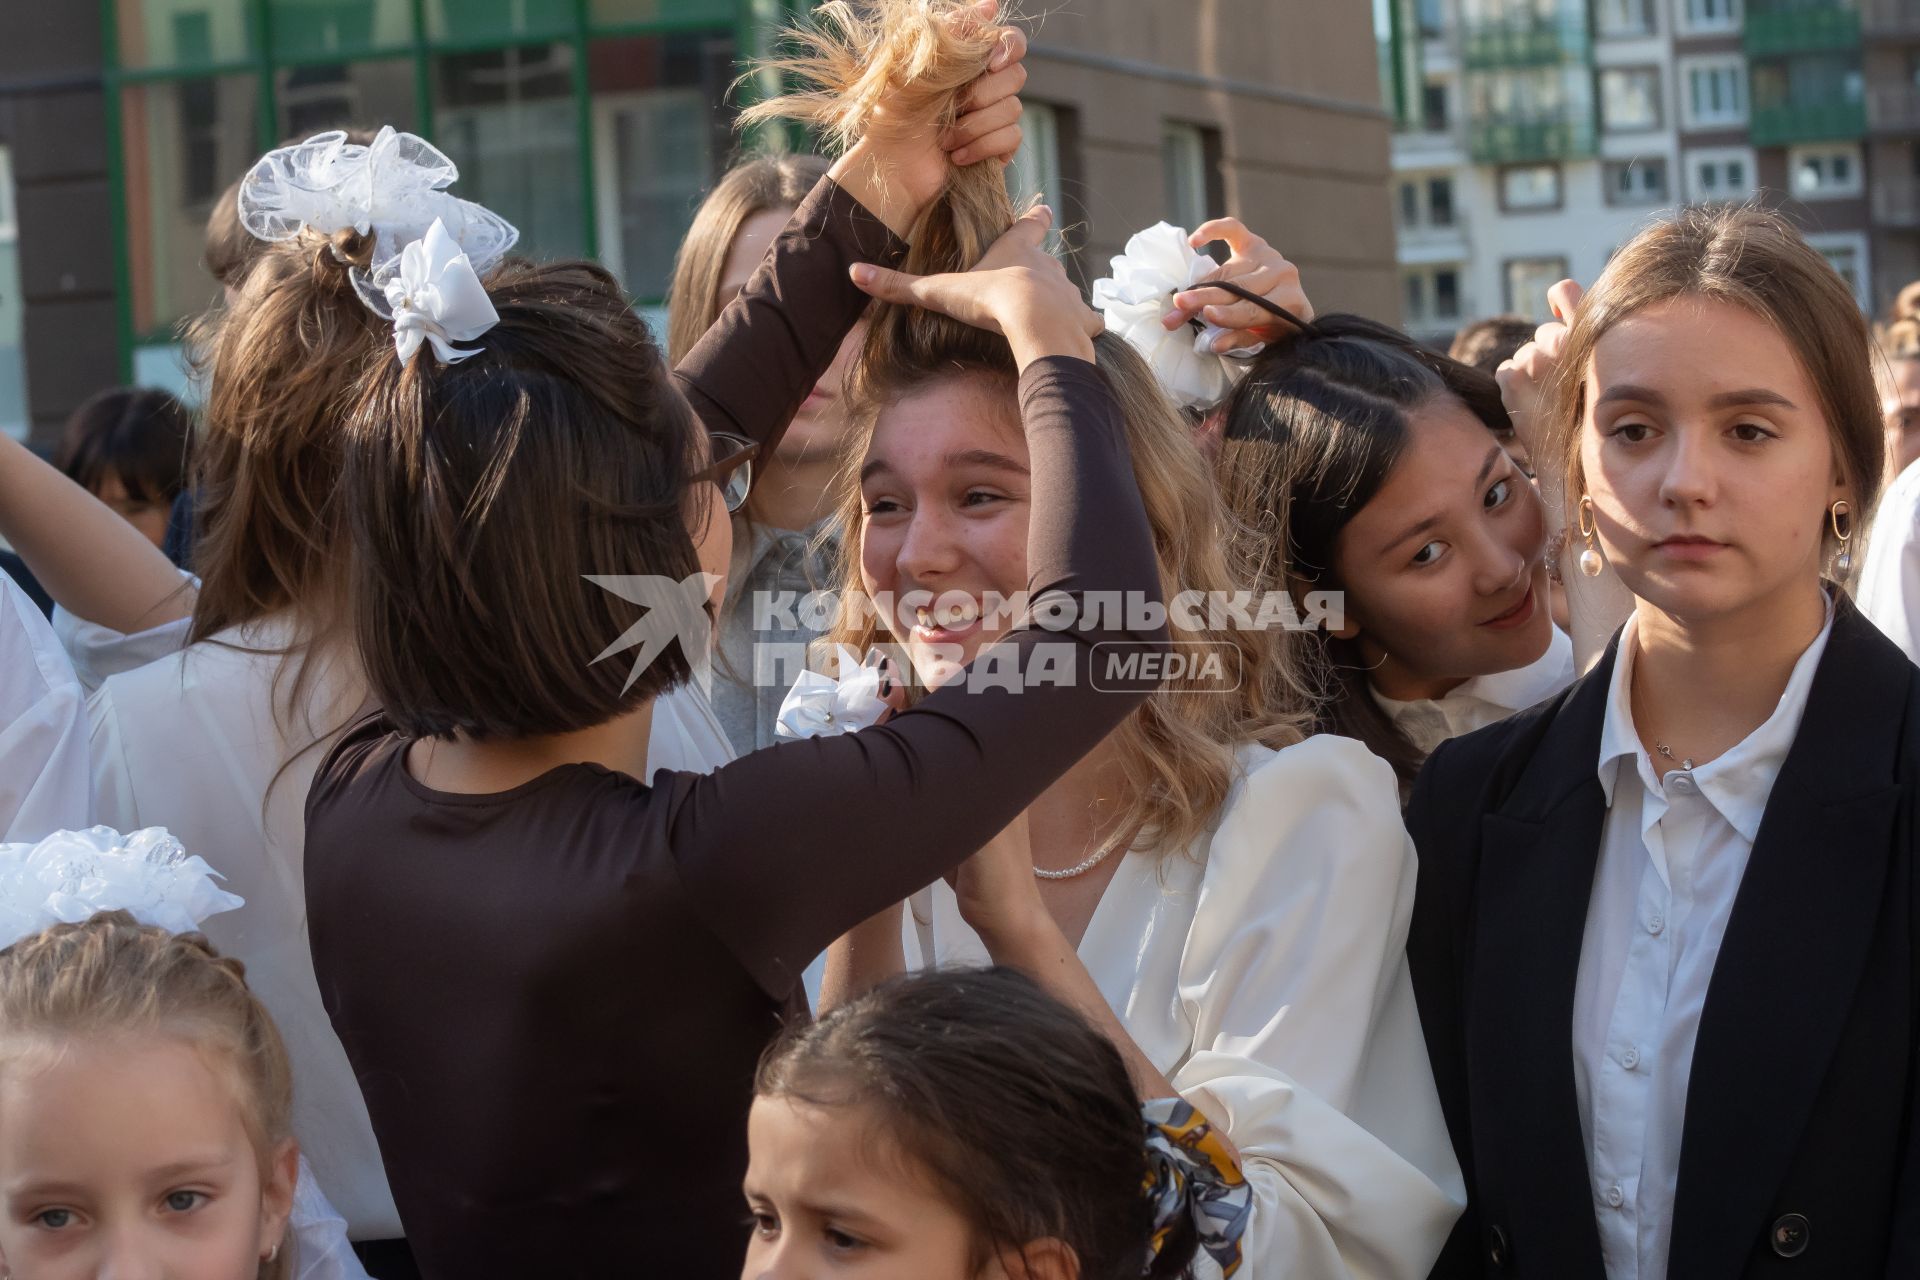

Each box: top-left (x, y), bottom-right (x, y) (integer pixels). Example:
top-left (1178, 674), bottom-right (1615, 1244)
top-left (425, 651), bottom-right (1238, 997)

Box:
top-left (754, 0), bottom-right (1312, 859)
top-left (0, 911), bottom-right (294, 1280)
top-left (1541, 204), bottom-right (1885, 578)
top-left (665, 153), bottom-right (832, 364)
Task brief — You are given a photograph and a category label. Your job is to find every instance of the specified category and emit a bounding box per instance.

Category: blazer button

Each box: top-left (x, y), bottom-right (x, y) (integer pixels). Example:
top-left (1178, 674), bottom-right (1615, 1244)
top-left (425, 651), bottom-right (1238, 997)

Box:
top-left (1488, 1224), bottom-right (1511, 1269)
top-left (1772, 1213), bottom-right (1810, 1258)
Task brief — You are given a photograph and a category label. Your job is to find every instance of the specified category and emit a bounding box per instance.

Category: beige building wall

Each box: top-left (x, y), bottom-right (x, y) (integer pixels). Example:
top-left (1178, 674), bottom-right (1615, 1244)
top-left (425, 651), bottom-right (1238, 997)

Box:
top-left (1019, 0), bottom-right (1400, 322)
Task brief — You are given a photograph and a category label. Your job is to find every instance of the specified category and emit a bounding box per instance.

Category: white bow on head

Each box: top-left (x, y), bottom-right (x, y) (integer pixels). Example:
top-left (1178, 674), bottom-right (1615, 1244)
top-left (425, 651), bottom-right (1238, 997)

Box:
top-left (775, 646), bottom-right (893, 739)
top-left (382, 218), bottom-right (500, 367)
top-left (0, 827), bottom-right (243, 948)
top-left (1091, 221), bottom-right (1263, 411)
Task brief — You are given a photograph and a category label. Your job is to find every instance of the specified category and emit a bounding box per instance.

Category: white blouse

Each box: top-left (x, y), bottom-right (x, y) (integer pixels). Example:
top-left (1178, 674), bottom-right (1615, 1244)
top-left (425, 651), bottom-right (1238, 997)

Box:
top-left (1859, 458), bottom-right (1920, 665)
top-left (1371, 625), bottom-right (1577, 758)
top-left (0, 577), bottom-right (89, 841)
top-left (904, 735), bottom-right (1465, 1279)
top-left (1573, 603), bottom-right (1833, 1280)
top-left (85, 613), bottom-right (735, 1240)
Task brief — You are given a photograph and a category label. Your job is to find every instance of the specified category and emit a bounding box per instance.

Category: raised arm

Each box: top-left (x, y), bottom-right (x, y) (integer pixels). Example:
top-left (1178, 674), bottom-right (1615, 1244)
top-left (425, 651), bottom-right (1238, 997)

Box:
top-left (0, 433), bottom-right (191, 634)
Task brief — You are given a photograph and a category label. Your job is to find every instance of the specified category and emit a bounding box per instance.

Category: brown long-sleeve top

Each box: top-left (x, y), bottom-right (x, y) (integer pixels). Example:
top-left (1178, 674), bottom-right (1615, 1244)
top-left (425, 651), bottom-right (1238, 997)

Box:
top-left (304, 178), bottom-right (1167, 1278)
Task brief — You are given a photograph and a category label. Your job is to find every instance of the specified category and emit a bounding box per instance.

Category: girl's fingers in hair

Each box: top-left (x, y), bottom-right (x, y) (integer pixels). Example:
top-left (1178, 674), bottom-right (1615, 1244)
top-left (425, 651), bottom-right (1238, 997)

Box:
top-left (1188, 217), bottom-right (1264, 255)
top-left (943, 95), bottom-right (1022, 154)
top-left (1547, 278), bottom-right (1585, 324)
top-left (950, 123), bottom-right (1023, 168)
top-left (957, 60), bottom-right (1028, 115)
top-left (848, 263), bottom-right (944, 312)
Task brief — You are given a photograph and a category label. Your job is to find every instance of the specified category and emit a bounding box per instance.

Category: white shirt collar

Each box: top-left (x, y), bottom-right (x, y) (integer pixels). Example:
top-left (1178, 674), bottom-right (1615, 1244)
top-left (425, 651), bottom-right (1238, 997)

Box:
top-left (1372, 625), bottom-right (1576, 754)
top-left (1596, 595), bottom-right (1836, 843)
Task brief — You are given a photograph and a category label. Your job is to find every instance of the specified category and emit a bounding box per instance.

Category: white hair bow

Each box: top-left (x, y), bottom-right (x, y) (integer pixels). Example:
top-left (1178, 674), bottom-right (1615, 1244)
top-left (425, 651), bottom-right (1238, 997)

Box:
top-left (775, 647), bottom-right (892, 739)
top-left (1091, 222), bottom-right (1262, 411)
top-left (0, 827), bottom-right (243, 947)
top-left (381, 219), bottom-right (500, 367)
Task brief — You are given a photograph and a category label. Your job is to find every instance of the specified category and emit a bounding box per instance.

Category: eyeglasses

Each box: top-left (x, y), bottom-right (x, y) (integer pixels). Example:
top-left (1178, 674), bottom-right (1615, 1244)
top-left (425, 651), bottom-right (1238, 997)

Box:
top-left (689, 431), bottom-right (759, 514)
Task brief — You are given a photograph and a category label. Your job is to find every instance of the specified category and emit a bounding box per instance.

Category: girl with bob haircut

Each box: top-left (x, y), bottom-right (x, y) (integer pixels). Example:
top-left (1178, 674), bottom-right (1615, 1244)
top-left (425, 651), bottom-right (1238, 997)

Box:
top-left (761, 6), bottom-right (1464, 1276)
top-left (1212, 313), bottom-right (1573, 790)
top-left (302, 4), bottom-right (1167, 1272)
top-left (1406, 204), bottom-right (1920, 1279)
top-left (747, 966), bottom-right (1214, 1280)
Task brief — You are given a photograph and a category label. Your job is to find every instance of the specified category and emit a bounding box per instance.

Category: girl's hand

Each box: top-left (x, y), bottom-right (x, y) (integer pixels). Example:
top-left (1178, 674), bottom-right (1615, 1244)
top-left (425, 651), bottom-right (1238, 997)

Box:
top-left (836, 0), bottom-right (1029, 232)
top-left (1495, 278), bottom-right (1583, 464)
top-left (1164, 217), bottom-right (1314, 353)
top-left (947, 809), bottom-right (1053, 951)
top-left (849, 206), bottom-right (1101, 367)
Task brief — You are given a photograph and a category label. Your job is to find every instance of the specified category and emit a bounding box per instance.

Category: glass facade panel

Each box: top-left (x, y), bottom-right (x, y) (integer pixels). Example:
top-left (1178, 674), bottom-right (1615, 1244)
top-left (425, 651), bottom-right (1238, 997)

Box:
top-left (117, 0), bottom-right (257, 69)
top-left (589, 33), bottom-right (737, 300)
top-left (121, 75), bottom-right (261, 338)
top-left (0, 149), bottom-right (26, 442)
top-left (267, 0), bottom-right (415, 60)
top-left (434, 44), bottom-right (585, 260)
top-left (423, 0), bottom-right (575, 46)
top-left (591, 0), bottom-right (740, 26)
top-left (276, 58), bottom-right (418, 138)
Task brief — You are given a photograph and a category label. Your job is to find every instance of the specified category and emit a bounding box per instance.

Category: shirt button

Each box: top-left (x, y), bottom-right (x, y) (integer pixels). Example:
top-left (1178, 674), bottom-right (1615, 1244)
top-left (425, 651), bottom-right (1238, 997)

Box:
top-left (1621, 1047), bottom-right (1640, 1070)
top-left (1606, 1185), bottom-right (1625, 1208)
top-left (1669, 774), bottom-right (1695, 795)
top-left (1647, 913), bottom-right (1665, 935)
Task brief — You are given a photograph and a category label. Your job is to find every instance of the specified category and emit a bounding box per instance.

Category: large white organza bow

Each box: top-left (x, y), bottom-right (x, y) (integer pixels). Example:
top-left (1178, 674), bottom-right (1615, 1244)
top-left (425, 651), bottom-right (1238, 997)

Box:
top-left (775, 646), bottom-right (892, 739)
top-left (237, 125), bottom-right (518, 277)
top-left (0, 827), bottom-right (243, 947)
top-left (1091, 222), bottom-right (1262, 411)
top-left (379, 219), bottom-right (500, 366)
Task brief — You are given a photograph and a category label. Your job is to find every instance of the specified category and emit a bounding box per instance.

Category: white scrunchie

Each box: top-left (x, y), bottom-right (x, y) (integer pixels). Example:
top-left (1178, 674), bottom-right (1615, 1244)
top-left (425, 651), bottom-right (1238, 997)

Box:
top-left (1091, 222), bottom-right (1262, 411)
top-left (775, 646), bottom-right (892, 739)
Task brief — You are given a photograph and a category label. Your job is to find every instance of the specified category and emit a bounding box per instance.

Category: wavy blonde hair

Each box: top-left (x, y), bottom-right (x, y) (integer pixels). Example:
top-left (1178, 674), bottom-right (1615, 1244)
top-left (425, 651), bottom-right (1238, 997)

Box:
top-left (751, 0), bottom-right (1312, 859)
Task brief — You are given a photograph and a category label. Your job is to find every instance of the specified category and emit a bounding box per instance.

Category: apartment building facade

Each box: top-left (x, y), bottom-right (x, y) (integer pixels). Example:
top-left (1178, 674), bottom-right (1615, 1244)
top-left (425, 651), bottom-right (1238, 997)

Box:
top-left (1381, 0), bottom-right (1914, 344)
top-left (0, 0), bottom-right (1395, 447)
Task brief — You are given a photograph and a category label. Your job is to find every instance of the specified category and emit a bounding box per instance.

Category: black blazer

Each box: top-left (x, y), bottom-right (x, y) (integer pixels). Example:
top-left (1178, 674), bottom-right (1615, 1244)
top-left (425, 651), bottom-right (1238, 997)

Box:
top-left (1406, 595), bottom-right (1920, 1279)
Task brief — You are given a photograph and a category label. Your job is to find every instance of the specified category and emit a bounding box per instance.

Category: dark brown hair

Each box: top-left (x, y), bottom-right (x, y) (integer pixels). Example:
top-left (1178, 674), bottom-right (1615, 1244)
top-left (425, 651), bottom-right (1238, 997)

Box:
top-left (758, 967), bottom-right (1197, 1280)
top-left (1216, 314), bottom-right (1515, 787)
top-left (56, 386), bottom-right (194, 507)
top-left (1447, 315), bottom-right (1535, 375)
top-left (341, 258), bottom-right (705, 740)
top-left (1540, 203), bottom-right (1884, 575)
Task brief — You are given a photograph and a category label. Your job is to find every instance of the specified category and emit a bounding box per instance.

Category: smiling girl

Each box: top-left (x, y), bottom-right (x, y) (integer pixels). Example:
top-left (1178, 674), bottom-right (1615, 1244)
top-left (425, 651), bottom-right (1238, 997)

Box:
top-left (1215, 314), bottom-right (1573, 789)
top-left (1406, 204), bottom-right (1920, 1279)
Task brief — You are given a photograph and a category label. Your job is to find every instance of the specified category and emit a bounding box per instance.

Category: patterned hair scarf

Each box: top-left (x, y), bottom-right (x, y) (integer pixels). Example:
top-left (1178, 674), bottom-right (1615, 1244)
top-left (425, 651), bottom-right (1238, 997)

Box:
top-left (1142, 1097), bottom-right (1252, 1276)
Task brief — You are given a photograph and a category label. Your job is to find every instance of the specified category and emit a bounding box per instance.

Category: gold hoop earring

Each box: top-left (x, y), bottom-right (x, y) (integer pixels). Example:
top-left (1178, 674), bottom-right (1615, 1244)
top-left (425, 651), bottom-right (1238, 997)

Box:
top-left (1577, 495), bottom-right (1604, 578)
top-left (1830, 499), bottom-right (1854, 575)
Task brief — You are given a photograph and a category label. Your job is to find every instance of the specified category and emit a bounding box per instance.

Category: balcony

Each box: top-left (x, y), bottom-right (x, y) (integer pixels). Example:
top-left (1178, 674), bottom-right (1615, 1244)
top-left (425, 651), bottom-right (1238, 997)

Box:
top-left (1862, 0), bottom-right (1920, 40)
top-left (1750, 97), bottom-right (1868, 145)
top-left (1460, 15), bottom-right (1590, 70)
top-left (1870, 84), bottom-right (1920, 135)
top-left (1745, 1), bottom-right (1864, 57)
top-left (1874, 175), bottom-right (1920, 228)
top-left (1469, 114), bottom-right (1597, 165)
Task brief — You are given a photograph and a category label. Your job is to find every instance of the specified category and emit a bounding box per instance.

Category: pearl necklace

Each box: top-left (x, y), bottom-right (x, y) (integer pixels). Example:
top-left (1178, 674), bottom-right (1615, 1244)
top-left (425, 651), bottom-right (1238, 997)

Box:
top-left (1032, 843), bottom-right (1121, 881)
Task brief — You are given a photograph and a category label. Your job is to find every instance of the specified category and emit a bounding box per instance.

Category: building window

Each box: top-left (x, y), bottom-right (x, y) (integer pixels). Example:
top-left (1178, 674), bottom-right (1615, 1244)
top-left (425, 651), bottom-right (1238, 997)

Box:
top-left (1417, 0), bottom-right (1446, 37)
top-left (1601, 67), bottom-right (1662, 132)
top-left (1429, 176), bottom-right (1456, 226)
top-left (1604, 157), bottom-right (1670, 205)
top-left (1500, 164), bottom-right (1563, 212)
top-left (1399, 174), bottom-right (1459, 230)
top-left (1404, 265), bottom-right (1464, 330)
top-left (1681, 57), bottom-right (1747, 130)
top-left (1596, 0), bottom-right (1655, 37)
top-left (1807, 232), bottom-right (1870, 310)
top-left (1421, 81), bottom-right (1451, 133)
top-left (1008, 101), bottom-right (1078, 257)
top-left (1505, 257), bottom-right (1569, 321)
top-left (1400, 181), bottom-right (1421, 226)
top-left (1686, 147), bottom-right (1756, 201)
top-left (1162, 122), bottom-right (1221, 229)
top-left (1789, 144), bottom-right (1863, 201)
top-left (1678, 0), bottom-right (1741, 35)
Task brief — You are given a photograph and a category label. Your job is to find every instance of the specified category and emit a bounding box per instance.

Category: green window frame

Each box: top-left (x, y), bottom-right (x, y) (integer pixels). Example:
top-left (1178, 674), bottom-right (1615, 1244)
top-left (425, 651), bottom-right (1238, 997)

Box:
top-left (104, 0), bottom-right (805, 378)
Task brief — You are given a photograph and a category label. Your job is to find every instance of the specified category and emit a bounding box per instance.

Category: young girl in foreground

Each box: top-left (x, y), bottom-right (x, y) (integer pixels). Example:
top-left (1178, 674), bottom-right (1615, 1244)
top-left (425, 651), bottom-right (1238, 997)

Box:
top-left (747, 967), bottom-right (1227, 1280)
top-left (0, 908), bottom-right (307, 1280)
top-left (1407, 205), bottom-right (1918, 1278)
